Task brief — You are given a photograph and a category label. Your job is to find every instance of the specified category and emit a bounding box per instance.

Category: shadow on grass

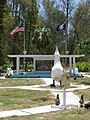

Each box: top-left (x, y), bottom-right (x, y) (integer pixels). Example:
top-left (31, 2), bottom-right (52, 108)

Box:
top-left (81, 82), bottom-right (90, 85)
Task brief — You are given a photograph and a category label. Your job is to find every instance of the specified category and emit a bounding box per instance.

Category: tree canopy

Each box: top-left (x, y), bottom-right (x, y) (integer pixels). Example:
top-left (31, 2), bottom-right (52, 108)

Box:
top-left (0, 0), bottom-right (90, 67)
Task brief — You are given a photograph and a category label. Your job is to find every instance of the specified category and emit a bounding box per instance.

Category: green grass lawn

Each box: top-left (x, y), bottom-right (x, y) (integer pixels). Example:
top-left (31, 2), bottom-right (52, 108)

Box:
top-left (74, 88), bottom-right (90, 101)
top-left (2, 108), bottom-right (90, 120)
top-left (71, 77), bottom-right (90, 85)
top-left (0, 76), bottom-right (90, 120)
top-left (0, 78), bottom-right (54, 111)
top-left (0, 89), bottom-right (54, 111)
top-left (2, 88), bottom-right (90, 120)
top-left (0, 78), bottom-right (45, 87)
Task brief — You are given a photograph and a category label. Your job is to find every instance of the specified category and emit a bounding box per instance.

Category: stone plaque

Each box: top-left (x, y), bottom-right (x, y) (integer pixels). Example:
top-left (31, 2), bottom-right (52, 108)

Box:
top-left (36, 60), bottom-right (53, 71)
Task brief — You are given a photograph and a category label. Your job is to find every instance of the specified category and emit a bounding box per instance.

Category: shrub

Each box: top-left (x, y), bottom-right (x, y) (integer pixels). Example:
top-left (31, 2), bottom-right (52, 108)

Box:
top-left (76, 62), bottom-right (90, 72)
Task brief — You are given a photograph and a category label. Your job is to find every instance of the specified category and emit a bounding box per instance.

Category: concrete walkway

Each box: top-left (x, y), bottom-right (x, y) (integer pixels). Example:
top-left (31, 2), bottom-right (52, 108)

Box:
top-left (80, 72), bottom-right (90, 78)
top-left (0, 105), bottom-right (62, 118)
top-left (0, 78), bottom-right (90, 118)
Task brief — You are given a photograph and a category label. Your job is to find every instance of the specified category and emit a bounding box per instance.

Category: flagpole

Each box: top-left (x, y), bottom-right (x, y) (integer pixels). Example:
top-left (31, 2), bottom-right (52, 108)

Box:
top-left (24, 20), bottom-right (25, 53)
top-left (23, 20), bottom-right (27, 72)
top-left (65, 0), bottom-right (69, 65)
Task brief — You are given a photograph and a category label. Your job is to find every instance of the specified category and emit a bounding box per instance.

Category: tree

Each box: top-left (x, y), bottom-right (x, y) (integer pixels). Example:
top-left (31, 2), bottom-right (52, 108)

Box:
top-left (71, 1), bottom-right (90, 57)
top-left (75, 39), bottom-right (90, 55)
top-left (4, 0), bottom-right (38, 70)
top-left (25, 0), bottom-right (38, 55)
top-left (4, 0), bottom-right (26, 69)
top-left (32, 26), bottom-right (52, 54)
top-left (56, 0), bottom-right (76, 54)
top-left (74, 38), bottom-right (90, 61)
top-left (0, 0), bottom-right (7, 65)
top-left (38, 0), bottom-right (66, 54)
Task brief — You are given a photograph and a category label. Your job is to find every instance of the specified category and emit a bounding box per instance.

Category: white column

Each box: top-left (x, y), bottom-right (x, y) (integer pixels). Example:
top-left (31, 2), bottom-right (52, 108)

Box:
top-left (69, 57), bottom-right (72, 73)
top-left (33, 58), bottom-right (36, 72)
top-left (16, 56), bottom-right (20, 74)
top-left (73, 57), bottom-right (75, 75)
top-left (63, 88), bottom-right (66, 106)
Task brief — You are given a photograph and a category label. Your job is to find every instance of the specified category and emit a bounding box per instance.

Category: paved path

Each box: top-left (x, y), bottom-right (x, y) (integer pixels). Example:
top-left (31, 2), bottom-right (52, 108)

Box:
top-left (81, 73), bottom-right (90, 78)
top-left (0, 78), bottom-right (90, 118)
top-left (0, 105), bottom-right (62, 118)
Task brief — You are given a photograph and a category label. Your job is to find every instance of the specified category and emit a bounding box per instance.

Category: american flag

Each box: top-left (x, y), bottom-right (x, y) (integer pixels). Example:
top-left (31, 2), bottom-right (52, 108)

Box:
top-left (10, 24), bottom-right (24, 35)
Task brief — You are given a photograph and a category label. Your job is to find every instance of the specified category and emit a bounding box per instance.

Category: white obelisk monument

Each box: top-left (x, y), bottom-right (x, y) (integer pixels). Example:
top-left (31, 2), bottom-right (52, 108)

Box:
top-left (51, 46), bottom-right (63, 81)
top-left (51, 46), bottom-right (66, 108)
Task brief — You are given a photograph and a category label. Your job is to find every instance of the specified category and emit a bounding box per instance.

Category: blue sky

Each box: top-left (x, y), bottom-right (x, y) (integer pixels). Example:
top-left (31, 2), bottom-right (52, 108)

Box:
top-left (39, 0), bottom-right (82, 14)
top-left (76, 0), bottom-right (80, 2)
top-left (76, 0), bottom-right (81, 3)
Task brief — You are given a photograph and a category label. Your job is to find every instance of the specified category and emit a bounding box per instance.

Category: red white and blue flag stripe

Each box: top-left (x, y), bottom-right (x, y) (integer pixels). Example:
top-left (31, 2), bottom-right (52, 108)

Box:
top-left (10, 24), bottom-right (24, 35)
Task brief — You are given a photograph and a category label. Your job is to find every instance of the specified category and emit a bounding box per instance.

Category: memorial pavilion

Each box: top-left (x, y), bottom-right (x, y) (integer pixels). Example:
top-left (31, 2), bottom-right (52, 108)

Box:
top-left (8, 54), bottom-right (85, 78)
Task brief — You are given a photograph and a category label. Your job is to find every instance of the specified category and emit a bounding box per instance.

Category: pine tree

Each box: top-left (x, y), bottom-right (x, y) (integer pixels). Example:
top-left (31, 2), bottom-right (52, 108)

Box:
top-left (0, 0), bottom-right (6, 65)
